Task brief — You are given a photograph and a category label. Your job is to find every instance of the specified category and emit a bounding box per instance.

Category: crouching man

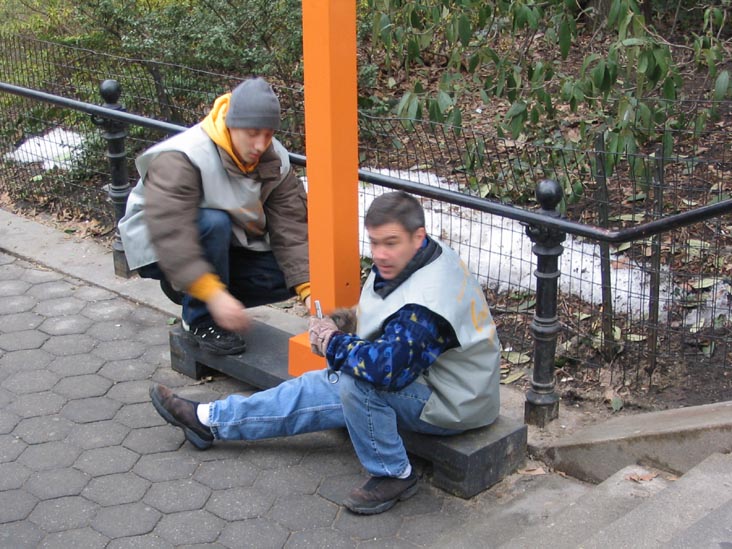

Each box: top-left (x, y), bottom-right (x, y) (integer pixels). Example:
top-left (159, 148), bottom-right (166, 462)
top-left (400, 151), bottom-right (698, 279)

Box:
top-left (150, 191), bottom-right (501, 515)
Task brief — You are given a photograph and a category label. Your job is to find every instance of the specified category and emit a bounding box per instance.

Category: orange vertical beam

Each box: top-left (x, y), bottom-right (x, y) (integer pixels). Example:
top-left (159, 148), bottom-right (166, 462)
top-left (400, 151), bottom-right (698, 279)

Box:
top-left (288, 0), bottom-right (361, 376)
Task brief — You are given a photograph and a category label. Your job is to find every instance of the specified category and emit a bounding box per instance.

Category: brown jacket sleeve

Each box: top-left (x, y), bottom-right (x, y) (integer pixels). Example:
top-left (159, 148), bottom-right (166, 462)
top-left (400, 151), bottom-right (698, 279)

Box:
top-left (262, 167), bottom-right (310, 289)
top-left (143, 152), bottom-right (213, 290)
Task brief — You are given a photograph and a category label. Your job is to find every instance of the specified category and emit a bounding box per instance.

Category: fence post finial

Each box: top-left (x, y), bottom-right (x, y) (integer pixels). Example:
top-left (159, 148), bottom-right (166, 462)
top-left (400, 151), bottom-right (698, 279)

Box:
top-left (524, 179), bottom-right (566, 427)
top-left (93, 79), bottom-right (131, 277)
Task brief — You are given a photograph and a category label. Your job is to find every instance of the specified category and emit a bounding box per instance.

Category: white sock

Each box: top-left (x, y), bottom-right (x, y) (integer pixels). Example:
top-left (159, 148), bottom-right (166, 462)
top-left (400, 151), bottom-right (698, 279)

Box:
top-left (397, 463), bottom-right (412, 479)
top-left (196, 403), bottom-right (211, 426)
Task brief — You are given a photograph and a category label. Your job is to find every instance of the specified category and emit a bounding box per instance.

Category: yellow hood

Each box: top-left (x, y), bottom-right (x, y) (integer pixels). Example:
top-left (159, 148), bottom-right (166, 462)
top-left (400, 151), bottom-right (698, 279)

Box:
top-left (201, 93), bottom-right (258, 173)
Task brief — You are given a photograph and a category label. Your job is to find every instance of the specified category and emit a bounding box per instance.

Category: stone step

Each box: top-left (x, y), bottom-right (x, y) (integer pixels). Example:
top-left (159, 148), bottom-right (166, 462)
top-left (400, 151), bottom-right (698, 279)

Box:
top-left (666, 498), bottom-right (732, 548)
top-left (579, 452), bottom-right (732, 549)
top-left (168, 323), bottom-right (527, 499)
top-left (499, 463), bottom-right (673, 549)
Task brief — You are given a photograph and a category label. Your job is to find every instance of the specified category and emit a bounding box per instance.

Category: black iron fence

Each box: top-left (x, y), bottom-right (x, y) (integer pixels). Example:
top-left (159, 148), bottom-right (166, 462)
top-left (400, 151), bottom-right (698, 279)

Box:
top-left (2, 34), bottom-right (732, 419)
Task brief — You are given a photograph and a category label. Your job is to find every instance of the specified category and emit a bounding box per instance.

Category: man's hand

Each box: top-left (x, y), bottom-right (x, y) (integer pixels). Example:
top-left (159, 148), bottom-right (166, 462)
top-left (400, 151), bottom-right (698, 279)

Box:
top-left (207, 290), bottom-right (251, 333)
top-left (308, 315), bottom-right (339, 356)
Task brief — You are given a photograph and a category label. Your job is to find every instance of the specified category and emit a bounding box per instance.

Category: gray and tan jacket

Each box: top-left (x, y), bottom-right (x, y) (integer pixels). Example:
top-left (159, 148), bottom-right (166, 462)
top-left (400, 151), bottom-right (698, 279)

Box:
top-left (357, 239), bottom-right (501, 430)
top-left (118, 124), bottom-right (309, 292)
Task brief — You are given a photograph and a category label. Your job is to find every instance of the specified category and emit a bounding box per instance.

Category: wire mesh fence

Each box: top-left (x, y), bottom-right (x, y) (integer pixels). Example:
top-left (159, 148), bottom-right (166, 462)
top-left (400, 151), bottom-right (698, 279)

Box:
top-left (1, 34), bottom-right (731, 396)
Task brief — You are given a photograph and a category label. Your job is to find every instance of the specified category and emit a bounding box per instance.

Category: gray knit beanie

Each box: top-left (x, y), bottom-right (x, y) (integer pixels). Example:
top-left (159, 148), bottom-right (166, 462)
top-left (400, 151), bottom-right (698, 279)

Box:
top-left (225, 78), bottom-right (281, 130)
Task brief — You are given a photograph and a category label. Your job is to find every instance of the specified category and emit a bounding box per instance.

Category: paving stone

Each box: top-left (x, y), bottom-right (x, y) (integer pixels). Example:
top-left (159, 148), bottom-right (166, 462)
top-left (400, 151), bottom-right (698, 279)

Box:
top-left (154, 509), bottom-right (224, 546)
top-left (316, 472), bottom-right (364, 506)
top-left (38, 315), bottom-right (93, 336)
top-left (241, 439), bottom-right (308, 469)
top-left (2, 369), bottom-right (60, 394)
top-left (92, 502), bottom-right (162, 539)
top-left (93, 340), bottom-right (147, 361)
top-left (333, 502), bottom-right (402, 540)
top-left (144, 479), bottom-right (211, 513)
top-left (0, 386), bottom-right (14, 407)
top-left (133, 452), bottom-right (199, 482)
top-left (0, 460), bottom-right (31, 490)
top-left (106, 533), bottom-right (174, 549)
top-left (53, 374), bottom-right (113, 399)
top-left (28, 495), bottom-right (98, 532)
top-left (254, 466), bottom-right (321, 496)
top-left (34, 296), bottom-right (86, 316)
top-left (0, 264), bottom-right (25, 282)
top-left (47, 353), bottom-right (104, 377)
top-left (66, 420), bottom-right (130, 450)
top-left (0, 519), bottom-right (44, 548)
top-left (18, 440), bottom-right (81, 470)
top-left (8, 391), bottom-right (65, 418)
top-left (0, 488), bottom-right (38, 523)
top-left (267, 493), bottom-right (338, 531)
top-left (134, 327), bottom-right (171, 346)
top-left (20, 267), bottom-right (63, 283)
top-left (0, 312), bottom-right (45, 333)
top-left (0, 278), bottom-right (31, 295)
top-left (14, 414), bottom-right (74, 443)
top-left (124, 425), bottom-right (185, 454)
top-left (75, 445), bottom-right (140, 476)
top-left (139, 345), bottom-right (171, 367)
top-left (395, 511), bottom-right (462, 545)
top-left (357, 538), bottom-right (419, 549)
top-left (83, 472), bottom-right (151, 506)
top-left (285, 527), bottom-right (357, 549)
top-left (87, 319), bottom-right (140, 341)
top-left (390, 484), bottom-right (445, 517)
top-left (218, 518), bottom-right (289, 549)
top-left (0, 329), bottom-right (49, 351)
top-left (82, 300), bottom-right (136, 322)
top-left (0, 433), bottom-right (27, 463)
top-left (73, 285), bottom-right (116, 301)
top-left (0, 295), bottom-right (37, 314)
top-left (0, 349), bottom-right (53, 377)
top-left (99, 359), bottom-right (158, 382)
top-left (61, 396), bottom-right (122, 423)
top-left (39, 527), bottom-right (109, 549)
top-left (27, 279), bottom-right (76, 299)
top-left (25, 468), bottom-right (92, 499)
top-left (107, 380), bottom-right (154, 404)
top-left (115, 402), bottom-right (167, 429)
top-left (41, 333), bottom-right (96, 356)
top-left (0, 409), bottom-right (20, 434)
top-left (301, 448), bottom-right (360, 478)
top-left (205, 486), bottom-right (276, 521)
top-left (128, 306), bottom-right (170, 325)
top-left (193, 458), bottom-right (259, 490)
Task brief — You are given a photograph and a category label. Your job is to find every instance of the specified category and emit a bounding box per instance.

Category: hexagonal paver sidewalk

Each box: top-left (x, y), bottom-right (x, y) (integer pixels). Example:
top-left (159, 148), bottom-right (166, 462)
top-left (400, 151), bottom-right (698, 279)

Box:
top-left (0, 251), bottom-right (580, 548)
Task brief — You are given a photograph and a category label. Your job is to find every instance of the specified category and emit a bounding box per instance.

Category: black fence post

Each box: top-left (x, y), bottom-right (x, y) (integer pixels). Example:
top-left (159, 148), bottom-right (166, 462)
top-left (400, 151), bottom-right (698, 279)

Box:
top-left (524, 179), bottom-right (566, 427)
top-left (92, 79), bottom-right (131, 277)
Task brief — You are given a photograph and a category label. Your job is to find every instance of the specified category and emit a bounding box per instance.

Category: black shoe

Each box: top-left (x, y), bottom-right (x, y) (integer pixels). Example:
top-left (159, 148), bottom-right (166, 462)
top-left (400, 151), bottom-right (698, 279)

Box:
top-left (160, 279), bottom-right (184, 305)
top-left (343, 472), bottom-right (418, 515)
top-left (185, 319), bottom-right (247, 355)
top-left (149, 383), bottom-right (214, 450)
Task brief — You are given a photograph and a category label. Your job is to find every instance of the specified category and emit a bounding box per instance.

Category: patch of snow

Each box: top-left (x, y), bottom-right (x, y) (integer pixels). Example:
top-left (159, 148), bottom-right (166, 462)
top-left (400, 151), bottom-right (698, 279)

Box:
top-left (5, 128), bottom-right (84, 171)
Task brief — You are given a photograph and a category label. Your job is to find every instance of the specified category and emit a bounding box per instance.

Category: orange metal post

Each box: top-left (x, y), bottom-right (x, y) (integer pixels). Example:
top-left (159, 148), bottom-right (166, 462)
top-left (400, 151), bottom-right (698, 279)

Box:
top-left (288, 0), bottom-right (361, 376)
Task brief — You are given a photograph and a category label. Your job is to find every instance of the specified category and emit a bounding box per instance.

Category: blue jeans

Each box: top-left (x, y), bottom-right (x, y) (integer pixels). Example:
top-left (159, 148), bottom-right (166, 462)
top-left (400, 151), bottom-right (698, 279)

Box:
top-left (138, 208), bottom-right (293, 326)
top-left (208, 369), bottom-right (461, 478)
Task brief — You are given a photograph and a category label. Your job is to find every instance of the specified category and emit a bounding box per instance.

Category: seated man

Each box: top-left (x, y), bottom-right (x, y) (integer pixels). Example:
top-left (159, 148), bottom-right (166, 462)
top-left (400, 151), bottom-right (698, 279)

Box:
top-left (150, 191), bottom-right (501, 515)
top-left (119, 77), bottom-right (310, 355)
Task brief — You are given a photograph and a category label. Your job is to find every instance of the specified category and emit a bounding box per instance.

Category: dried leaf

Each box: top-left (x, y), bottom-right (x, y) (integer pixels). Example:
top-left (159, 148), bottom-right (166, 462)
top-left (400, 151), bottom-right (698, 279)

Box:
top-left (501, 371), bottom-right (525, 384)
top-left (690, 277), bottom-right (719, 290)
top-left (502, 351), bottom-right (531, 365)
top-left (626, 472), bottom-right (658, 483)
top-left (519, 467), bottom-right (546, 476)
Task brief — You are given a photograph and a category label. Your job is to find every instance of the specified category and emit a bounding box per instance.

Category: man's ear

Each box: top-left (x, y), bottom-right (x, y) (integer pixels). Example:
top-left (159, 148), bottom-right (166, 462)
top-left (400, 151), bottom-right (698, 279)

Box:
top-left (413, 227), bottom-right (426, 246)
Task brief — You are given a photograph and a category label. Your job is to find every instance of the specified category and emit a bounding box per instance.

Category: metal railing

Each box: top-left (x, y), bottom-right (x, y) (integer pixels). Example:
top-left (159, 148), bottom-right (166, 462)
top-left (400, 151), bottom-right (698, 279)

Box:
top-left (2, 78), bottom-right (732, 426)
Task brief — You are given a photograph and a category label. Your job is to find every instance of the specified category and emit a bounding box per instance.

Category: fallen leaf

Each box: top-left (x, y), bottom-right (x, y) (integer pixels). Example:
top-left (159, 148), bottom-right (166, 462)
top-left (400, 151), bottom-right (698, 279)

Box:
top-left (501, 371), bottom-right (526, 384)
top-left (626, 472), bottom-right (658, 483)
top-left (519, 467), bottom-right (546, 476)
